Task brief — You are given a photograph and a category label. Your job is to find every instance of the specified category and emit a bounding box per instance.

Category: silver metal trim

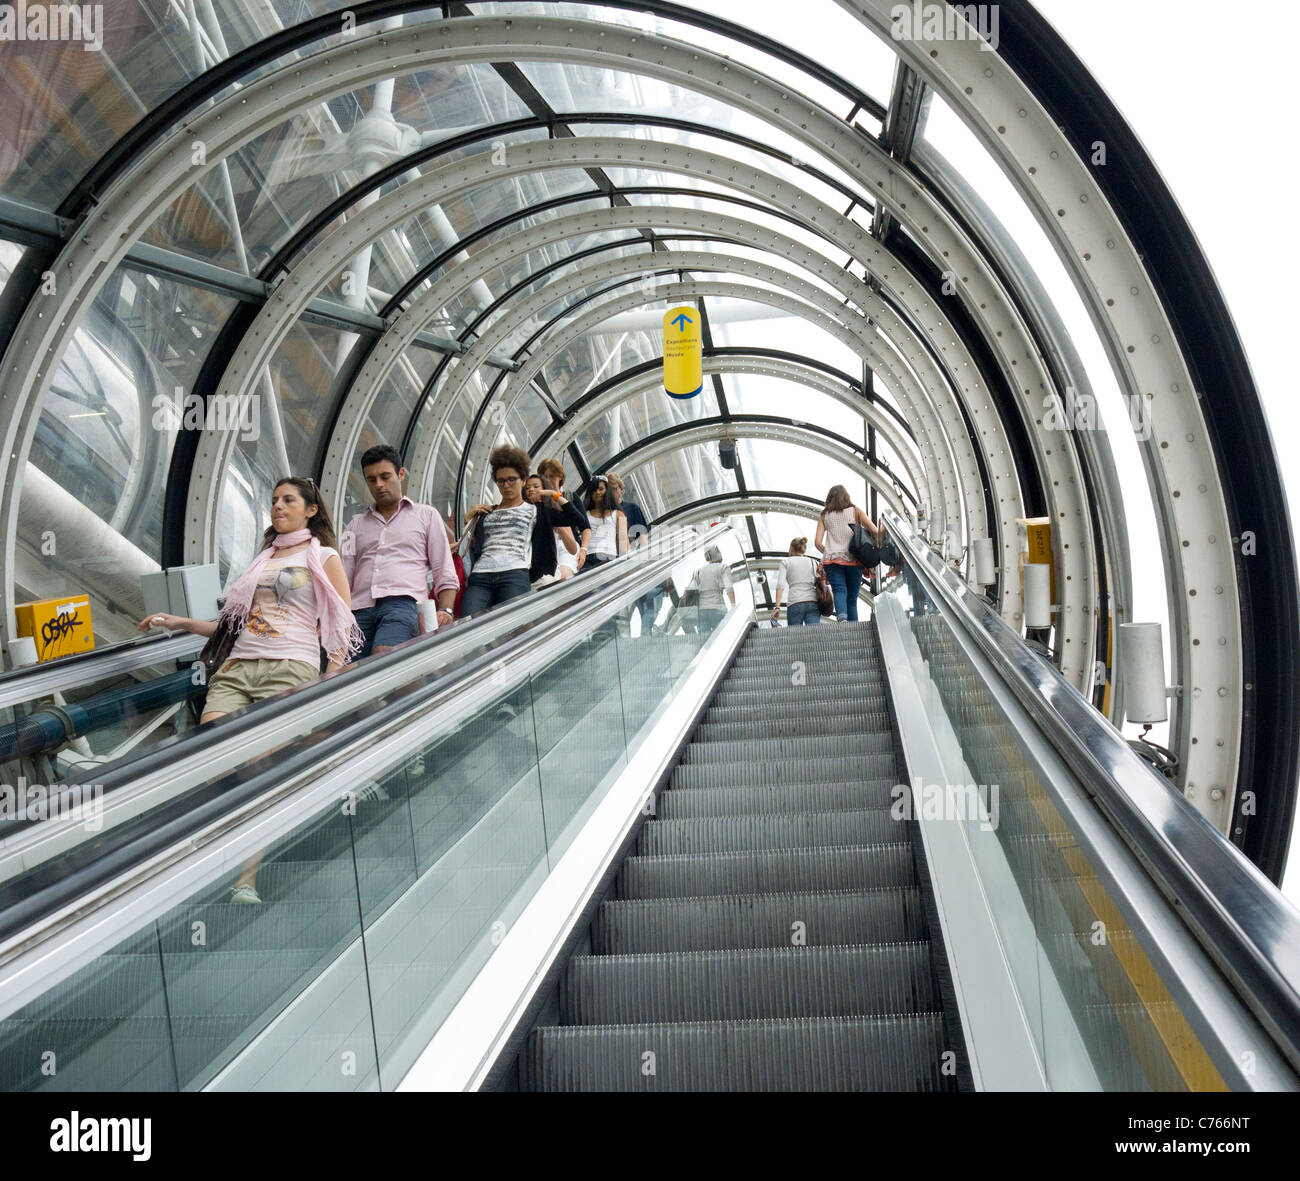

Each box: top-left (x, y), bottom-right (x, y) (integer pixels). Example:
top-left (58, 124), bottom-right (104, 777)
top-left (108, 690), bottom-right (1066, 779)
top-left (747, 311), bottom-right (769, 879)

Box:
top-left (839, 0), bottom-right (1242, 836)
top-left (875, 593), bottom-right (1059, 1090)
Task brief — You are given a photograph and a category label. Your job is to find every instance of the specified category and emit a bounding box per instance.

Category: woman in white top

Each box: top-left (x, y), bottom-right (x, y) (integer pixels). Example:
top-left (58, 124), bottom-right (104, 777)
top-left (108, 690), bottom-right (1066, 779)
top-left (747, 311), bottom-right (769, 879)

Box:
top-left (462, 445), bottom-right (587, 611)
top-left (814, 483), bottom-right (881, 622)
top-left (580, 473), bottom-right (628, 571)
top-left (689, 546), bottom-right (733, 631)
top-left (771, 536), bottom-right (821, 626)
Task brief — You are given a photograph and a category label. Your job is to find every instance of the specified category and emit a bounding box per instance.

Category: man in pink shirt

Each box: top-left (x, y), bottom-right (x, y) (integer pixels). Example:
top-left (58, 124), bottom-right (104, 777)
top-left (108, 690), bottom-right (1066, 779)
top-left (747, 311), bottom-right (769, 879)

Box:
top-left (340, 445), bottom-right (460, 657)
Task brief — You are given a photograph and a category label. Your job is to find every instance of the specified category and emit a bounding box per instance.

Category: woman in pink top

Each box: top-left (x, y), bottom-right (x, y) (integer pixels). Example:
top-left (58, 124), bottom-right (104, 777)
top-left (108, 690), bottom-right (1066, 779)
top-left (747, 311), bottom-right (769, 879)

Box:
top-left (137, 476), bottom-right (359, 902)
top-left (814, 483), bottom-right (882, 622)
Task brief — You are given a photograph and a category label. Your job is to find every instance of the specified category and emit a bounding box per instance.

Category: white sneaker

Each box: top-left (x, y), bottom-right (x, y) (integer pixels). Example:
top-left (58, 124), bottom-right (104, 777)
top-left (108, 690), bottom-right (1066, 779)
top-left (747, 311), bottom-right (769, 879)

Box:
top-left (230, 883), bottom-right (262, 905)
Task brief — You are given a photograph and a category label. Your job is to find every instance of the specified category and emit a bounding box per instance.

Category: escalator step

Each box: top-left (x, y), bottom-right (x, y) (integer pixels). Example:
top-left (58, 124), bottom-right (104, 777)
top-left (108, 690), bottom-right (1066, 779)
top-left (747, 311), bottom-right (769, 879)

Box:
top-left (720, 672), bottom-right (883, 691)
top-left (655, 781), bottom-right (900, 819)
top-left (639, 809), bottom-right (899, 855)
top-left (671, 755), bottom-right (897, 790)
top-left (682, 734), bottom-right (894, 763)
top-left (0, 953), bottom-right (167, 1024)
top-left (730, 655), bottom-right (883, 675)
top-left (0, 1017), bottom-right (177, 1092)
top-left (740, 634), bottom-right (878, 652)
top-left (561, 943), bottom-right (936, 1023)
top-left (712, 688), bottom-right (888, 710)
top-left (695, 715), bottom-right (893, 741)
top-left (161, 948), bottom-right (340, 1017)
top-left (703, 701), bottom-right (888, 727)
top-left (592, 888), bottom-right (926, 952)
top-left (156, 901), bottom-right (358, 954)
top-left (617, 843), bottom-right (915, 898)
top-left (523, 1013), bottom-right (953, 1091)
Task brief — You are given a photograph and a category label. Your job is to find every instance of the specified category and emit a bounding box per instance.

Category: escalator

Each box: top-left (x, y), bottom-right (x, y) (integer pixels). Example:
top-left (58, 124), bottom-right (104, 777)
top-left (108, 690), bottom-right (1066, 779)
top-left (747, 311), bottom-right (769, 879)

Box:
top-left (0, 526), bottom-right (750, 1090)
top-left (0, 625), bottom-right (692, 1091)
top-left (1, 517), bottom-right (1298, 1092)
top-left (523, 621), bottom-right (962, 1091)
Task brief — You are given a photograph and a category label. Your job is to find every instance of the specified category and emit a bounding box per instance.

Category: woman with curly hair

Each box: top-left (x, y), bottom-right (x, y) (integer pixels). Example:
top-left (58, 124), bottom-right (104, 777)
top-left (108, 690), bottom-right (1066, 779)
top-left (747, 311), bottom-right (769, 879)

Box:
top-left (461, 444), bottom-right (588, 612)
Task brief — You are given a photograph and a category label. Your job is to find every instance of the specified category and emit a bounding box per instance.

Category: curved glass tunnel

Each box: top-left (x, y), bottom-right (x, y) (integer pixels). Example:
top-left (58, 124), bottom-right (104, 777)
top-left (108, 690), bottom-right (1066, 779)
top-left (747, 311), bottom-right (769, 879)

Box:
top-left (0, 2), bottom-right (1294, 882)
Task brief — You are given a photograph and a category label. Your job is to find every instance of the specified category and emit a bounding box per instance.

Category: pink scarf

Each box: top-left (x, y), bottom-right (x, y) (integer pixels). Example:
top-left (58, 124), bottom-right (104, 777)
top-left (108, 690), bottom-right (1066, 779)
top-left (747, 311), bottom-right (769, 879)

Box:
top-left (220, 528), bottom-right (363, 664)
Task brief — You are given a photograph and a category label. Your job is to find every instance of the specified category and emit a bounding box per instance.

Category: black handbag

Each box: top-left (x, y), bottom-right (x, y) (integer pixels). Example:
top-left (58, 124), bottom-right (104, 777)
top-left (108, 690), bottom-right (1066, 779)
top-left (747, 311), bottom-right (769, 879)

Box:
top-left (199, 617), bottom-right (240, 681)
top-left (849, 522), bottom-right (883, 568)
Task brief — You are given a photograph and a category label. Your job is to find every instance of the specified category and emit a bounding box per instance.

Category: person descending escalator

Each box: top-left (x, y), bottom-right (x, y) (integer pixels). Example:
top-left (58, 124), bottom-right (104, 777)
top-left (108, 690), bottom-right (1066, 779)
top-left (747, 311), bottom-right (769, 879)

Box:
top-left (444, 512), bottom-right (467, 619)
top-left (339, 444), bottom-right (460, 653)
top-left (526, 475), bottom-right (576, 589)
top-left (607, 471), bottom-right (662, 635)
top-left (579, 473), bottom-right (628, 573)
top-left (536, 457), bottom-right (589, 581)
top-left (460, 445), bottom-right (588, 613)
top-left (685, 546), bottom-right (733, 631)
top-left (814, 484), bottom-right (883, 623)
top-left (138, 476), bottom-right (361, 904)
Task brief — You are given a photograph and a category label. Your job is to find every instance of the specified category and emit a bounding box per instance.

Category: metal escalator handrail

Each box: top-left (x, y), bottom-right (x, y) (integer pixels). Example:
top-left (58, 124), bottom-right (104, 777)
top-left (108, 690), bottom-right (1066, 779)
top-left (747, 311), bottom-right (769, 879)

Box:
top-left (0, 527), bottom-right (714, 875)
top-left (0, 525), bottom-right (731, 977)
top-left (0, 631), bottom-right (204, 710)
top-left (878, 507), bottom-right (1300, 1070)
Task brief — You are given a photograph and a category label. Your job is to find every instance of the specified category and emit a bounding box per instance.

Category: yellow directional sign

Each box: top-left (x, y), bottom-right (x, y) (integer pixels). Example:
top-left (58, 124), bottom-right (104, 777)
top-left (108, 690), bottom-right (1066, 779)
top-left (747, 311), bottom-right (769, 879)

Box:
top-left (663, 305), bottom-right (703, 399)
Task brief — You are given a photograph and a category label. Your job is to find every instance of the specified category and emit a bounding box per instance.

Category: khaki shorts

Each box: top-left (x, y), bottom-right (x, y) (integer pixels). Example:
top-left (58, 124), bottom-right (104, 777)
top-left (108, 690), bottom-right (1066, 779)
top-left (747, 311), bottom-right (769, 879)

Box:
top-left (204, 657), bottom-right (319, 715)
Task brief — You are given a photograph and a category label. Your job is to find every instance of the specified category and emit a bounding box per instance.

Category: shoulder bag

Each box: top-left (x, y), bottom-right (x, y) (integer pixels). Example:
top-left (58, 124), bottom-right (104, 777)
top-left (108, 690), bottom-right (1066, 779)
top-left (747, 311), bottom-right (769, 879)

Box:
top-left (812, 557), bottom-right (835, 616)
top-left (199, 617), bottom-right (240, 681)
top-left (849, 522), bottom-right (883, 568)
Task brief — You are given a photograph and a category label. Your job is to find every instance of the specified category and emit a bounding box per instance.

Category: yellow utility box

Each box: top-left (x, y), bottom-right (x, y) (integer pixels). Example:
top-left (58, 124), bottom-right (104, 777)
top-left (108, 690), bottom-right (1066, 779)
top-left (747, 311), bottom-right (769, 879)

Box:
top-left (15, 594), bottom-right (95, 662)
top-left (1017, 518), bottom-right (1056, 602)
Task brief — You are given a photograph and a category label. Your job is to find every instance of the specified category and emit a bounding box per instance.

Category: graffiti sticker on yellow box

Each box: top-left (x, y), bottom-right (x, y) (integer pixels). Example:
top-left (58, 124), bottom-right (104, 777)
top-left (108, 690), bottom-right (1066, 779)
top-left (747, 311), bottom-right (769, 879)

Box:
top-left (15, 594), bottom-right (95, 662)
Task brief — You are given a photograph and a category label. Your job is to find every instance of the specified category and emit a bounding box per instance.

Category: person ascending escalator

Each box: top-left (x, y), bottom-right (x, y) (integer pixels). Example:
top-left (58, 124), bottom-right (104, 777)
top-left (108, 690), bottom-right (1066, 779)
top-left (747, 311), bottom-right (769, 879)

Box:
top-left (814, 484), bottom-right (882, 623)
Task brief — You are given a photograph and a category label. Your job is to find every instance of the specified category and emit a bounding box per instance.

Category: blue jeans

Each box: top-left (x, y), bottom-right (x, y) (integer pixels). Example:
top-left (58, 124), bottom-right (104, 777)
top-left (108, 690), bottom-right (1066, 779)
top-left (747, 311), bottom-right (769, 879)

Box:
top-left (637, 587), bottom-right (663, 632)
top-left (825, 563), bottom-right (862, 621)
top-left (697, 608), bottom-right (725, 632)
top-left (462, 569), bottom-right (532, 614)
top-left (353, 596), bottom-right (419, 657)
top-left (786, 600), bottom-right (821, 626)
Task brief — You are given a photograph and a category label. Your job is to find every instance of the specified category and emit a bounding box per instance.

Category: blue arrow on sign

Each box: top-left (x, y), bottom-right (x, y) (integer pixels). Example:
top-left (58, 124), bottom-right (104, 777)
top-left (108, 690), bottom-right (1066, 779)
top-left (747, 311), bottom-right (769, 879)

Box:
top-left (670, 312), bottom-right (693, 331)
